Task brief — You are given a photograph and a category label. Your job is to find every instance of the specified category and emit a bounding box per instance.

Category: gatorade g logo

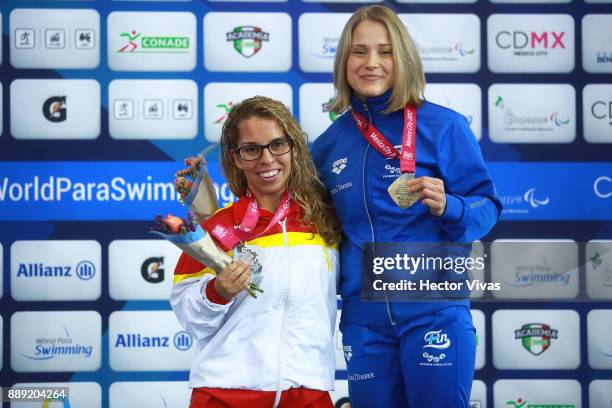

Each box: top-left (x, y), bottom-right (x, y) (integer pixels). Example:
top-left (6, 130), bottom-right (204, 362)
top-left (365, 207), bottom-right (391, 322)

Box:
top-left (141, 257), bottom-right (164, 283)
top-left (43, 96), bottom-right (67, 122)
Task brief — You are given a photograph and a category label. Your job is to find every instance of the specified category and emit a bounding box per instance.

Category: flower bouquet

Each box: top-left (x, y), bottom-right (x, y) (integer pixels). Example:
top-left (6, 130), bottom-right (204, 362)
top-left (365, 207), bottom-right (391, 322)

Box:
top-left (175, 151), bottom-right (219, 222)
top-left (151, 212), bottom-right (263, 298)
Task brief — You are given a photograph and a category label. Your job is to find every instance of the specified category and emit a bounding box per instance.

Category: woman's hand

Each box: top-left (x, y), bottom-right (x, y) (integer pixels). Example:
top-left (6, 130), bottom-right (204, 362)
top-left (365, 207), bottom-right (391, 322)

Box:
top-left (407, 176), bottom-right (447, 217)
top-left (214, 261), bottom-right (251, 300)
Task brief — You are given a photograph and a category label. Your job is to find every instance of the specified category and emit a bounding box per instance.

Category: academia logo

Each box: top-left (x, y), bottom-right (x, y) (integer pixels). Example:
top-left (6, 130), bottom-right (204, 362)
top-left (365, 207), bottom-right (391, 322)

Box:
top-left (117, 30), bottom-right (189, 53)
top-left (42, 96), bottom-right (67, 123)
top-left (514, 323), bottom-right (558, 356)
top-left (488, 14), bottom-right (574, 73)
top-left (226, 26), bottom-right (269, 58)
top-left (322, 98), bottom-right (338, 122)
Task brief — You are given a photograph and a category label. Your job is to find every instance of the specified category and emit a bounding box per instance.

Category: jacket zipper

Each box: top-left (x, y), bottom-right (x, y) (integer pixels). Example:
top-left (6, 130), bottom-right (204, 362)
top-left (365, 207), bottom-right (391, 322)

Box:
top-left (361, 102), bottom-right (396, 326)
top-left (273, 219), bottom-right (291, 408)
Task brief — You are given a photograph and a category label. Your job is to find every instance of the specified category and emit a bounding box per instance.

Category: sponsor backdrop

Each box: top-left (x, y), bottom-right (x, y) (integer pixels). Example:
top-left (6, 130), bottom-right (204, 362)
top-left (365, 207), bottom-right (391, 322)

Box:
top-left (0, 0), bottom-right (610, 407)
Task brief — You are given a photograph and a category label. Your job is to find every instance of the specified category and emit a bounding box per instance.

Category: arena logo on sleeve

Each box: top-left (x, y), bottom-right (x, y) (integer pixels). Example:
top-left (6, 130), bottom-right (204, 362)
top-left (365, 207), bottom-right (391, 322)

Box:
top-left (0, 161), bottom-right (233, 221)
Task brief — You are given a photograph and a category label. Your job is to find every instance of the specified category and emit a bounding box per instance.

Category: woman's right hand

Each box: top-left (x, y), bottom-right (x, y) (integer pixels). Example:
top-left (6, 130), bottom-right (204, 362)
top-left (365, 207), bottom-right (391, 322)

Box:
top-left (213, 261), bottom-right (252, 300)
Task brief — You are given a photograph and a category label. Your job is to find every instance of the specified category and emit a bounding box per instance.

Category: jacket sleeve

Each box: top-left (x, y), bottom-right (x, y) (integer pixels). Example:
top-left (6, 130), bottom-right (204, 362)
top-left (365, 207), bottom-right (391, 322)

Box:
top-left (170, 251), bottom-right (234, 345)
top-left (436, 115), bottom-right (502, 242)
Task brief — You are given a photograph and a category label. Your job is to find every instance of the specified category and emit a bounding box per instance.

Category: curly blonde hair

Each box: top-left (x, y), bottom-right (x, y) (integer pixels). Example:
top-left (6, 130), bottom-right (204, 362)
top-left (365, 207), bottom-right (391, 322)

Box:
top-left (220, 96), bottom-right (341, 246)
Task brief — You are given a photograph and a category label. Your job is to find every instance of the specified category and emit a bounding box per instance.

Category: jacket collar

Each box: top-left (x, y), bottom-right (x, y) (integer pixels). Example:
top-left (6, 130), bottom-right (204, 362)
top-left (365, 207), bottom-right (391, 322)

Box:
top-left (350, 88), bottom-right (394, 117)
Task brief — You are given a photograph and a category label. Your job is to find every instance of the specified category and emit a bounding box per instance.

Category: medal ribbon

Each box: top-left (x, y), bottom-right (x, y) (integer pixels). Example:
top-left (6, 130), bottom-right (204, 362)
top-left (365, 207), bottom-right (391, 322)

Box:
top-left (351, 104), bottom-right (416, 174)
top-left (210, 190), bottom-right (292, 249)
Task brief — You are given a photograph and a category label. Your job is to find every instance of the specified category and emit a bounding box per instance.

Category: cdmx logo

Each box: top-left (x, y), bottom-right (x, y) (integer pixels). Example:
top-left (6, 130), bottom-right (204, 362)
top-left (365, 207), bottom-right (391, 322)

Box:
top-left (514, 323), bottom-right (558, 356)
top-left (226, 26), bottom-right (270, 58)
top-left (453, 41), bottom-right (475, 56)
top-left (214, 102), bottom-right (235, 124)
top-left (118, 30), bottom-right (189, 53)
top-left (43, 96), bottom-right (67, 123)
top-left (496, 31), bottom-right (566, 50)
top-left (506, 397), bottom-right (574, 408)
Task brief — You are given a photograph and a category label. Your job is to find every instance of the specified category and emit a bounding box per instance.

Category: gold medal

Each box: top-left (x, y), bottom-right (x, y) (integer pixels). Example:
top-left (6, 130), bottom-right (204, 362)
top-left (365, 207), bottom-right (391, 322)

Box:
top-left (387, 173), bottom-right (420, 209)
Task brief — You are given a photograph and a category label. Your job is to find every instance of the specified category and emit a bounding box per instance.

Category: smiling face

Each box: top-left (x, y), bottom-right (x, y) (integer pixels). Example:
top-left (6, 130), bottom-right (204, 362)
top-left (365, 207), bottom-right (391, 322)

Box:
top-left (346, 20), bottom-right (395, 101)
top-left (232, 116), bottom-right (292, 210)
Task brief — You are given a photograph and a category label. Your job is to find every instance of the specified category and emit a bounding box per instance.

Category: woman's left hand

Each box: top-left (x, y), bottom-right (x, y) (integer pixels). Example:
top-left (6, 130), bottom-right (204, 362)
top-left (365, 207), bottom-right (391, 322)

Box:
top-left (407, 176), bottom-right (447, 217)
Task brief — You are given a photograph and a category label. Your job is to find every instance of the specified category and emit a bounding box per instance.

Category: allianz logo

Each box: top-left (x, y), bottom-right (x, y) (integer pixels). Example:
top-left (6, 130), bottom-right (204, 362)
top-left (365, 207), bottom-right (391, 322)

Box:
top-left (16, 261), bottom-right (96, 280)
top-left (114, 331), bottom-right (193, 351)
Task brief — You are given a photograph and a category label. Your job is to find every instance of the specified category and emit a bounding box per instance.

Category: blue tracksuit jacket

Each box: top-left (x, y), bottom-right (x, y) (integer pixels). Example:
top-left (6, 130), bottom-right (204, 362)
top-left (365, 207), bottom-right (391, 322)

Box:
top-left (311, 90), bottom-right (502, 326)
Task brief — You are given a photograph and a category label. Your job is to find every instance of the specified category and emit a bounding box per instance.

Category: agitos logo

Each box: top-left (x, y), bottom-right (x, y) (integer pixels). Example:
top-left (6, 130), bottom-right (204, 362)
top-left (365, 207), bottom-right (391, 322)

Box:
top-left (43, 96), bottom-right (67, 123)
top-left (496, 31), bottom-right (566, 56)
top-left (118, 30), bottom-right (190, 53)
top-left (226, 26), bottom-right (270, 58)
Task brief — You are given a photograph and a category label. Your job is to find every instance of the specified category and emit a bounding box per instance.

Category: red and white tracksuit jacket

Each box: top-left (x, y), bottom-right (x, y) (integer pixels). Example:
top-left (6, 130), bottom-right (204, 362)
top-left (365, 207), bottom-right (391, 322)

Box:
top-left (171, 196), bottom-right (339, 404)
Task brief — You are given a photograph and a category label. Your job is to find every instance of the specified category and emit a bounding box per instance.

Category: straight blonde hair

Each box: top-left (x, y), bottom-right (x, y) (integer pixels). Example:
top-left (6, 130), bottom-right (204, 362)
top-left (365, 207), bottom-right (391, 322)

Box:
top-left (330, 5), bottom-right (425, 115)
top-left (220, 96), bottom-right (341, 246)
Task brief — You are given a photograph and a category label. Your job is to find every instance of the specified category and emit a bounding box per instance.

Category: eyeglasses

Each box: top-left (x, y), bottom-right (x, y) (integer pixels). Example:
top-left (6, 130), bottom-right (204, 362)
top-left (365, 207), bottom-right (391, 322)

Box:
top-left (234, 138), bottom-right (293, 161)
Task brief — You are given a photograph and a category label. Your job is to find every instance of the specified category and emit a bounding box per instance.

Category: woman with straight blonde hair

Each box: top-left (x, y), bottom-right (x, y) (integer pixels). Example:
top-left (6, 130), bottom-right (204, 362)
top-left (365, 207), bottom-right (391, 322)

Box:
top-left (172, 96), bottom-right (340, 408)
top-left (312, 5), bottom-right (502, 407)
